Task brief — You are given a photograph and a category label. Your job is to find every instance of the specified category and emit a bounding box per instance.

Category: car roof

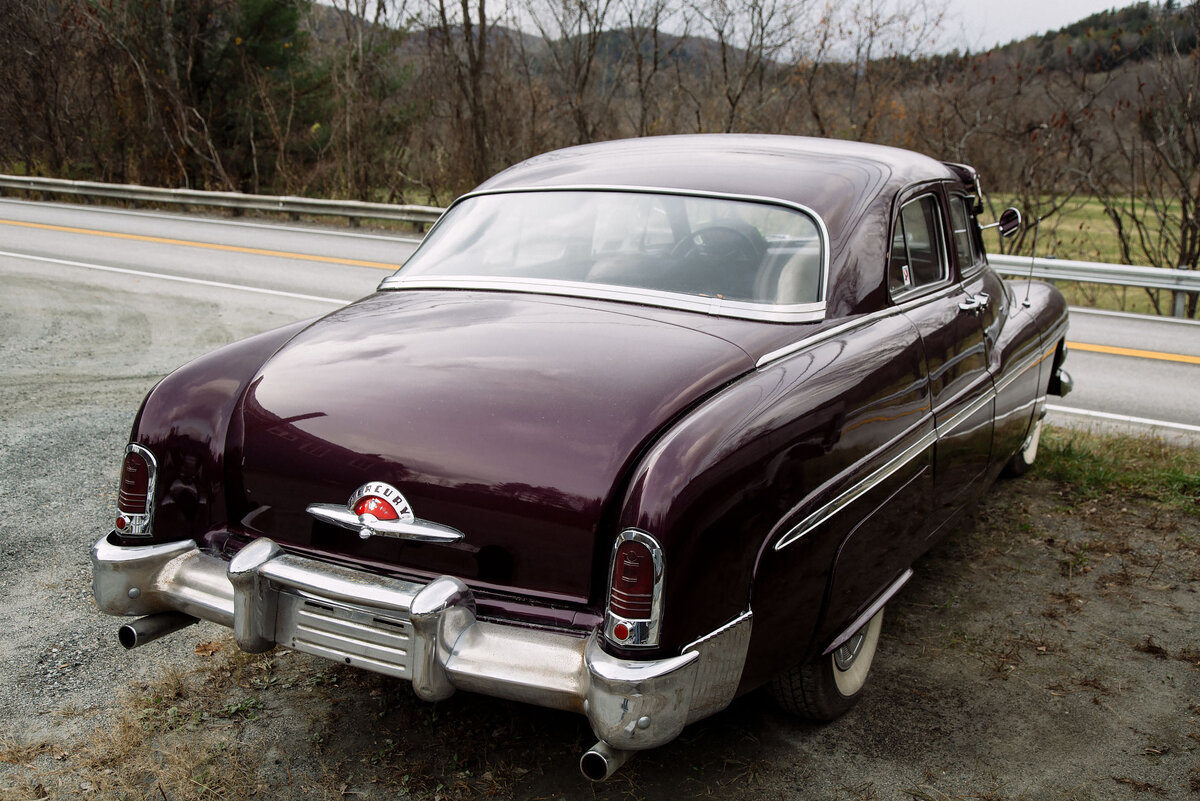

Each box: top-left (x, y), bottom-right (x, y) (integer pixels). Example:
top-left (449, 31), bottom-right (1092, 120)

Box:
top-left (475, 134), bottom-right (959, 242)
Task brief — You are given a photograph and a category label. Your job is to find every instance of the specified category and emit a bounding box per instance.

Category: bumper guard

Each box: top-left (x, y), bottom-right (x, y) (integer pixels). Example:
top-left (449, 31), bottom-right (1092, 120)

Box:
top-left (91, 534), bottom-right (751, 751)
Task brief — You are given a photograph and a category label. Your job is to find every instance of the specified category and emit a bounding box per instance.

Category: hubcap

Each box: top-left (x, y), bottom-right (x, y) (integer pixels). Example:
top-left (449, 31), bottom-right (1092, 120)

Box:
top-left (833, 630), bottom-right (866, 671)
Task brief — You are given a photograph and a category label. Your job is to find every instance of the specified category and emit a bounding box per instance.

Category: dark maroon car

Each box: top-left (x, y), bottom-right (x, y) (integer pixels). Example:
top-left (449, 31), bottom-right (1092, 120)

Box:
top-left (93, 135), bottom-right (1070, 779)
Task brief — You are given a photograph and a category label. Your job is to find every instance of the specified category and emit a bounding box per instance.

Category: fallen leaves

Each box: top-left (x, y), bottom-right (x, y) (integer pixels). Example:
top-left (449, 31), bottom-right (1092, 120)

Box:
top-left (194, 641), bottom-right (223, 657)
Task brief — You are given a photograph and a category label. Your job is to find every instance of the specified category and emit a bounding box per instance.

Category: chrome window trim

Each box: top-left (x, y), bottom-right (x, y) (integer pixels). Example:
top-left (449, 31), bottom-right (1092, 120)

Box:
top-left (380, 185), bottom-right (831, 324)
top-left (961, 263), bottom-right (986, 282)
top-left (603, 529), bottom-right (666, 648)
top-left (385, 277), bottom-right (827, 324)
top-left (949, 194), bottom-right (985, 273)
top-left (774, 420), bottom-right (936, 551)
top-left (116, 443), bottom-right (158, 538)
top-left (889, 192), bottom-right (951, 300)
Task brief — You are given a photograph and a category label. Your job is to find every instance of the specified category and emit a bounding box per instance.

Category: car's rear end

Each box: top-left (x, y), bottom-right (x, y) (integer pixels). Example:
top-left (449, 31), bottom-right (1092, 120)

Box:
top-left (92, 288), bottom-right (770, 778)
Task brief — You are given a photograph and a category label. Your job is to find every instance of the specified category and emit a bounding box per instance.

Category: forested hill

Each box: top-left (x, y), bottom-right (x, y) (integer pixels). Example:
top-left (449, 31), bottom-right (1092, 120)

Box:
top-left (2, 0), bottom-right (1198, 296)
top-left (975, 1), bottom-right (1198, 71)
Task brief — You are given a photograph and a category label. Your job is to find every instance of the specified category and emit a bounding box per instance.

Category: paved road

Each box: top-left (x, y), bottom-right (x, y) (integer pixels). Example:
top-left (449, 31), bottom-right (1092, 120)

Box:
top-left (2, 197), bottom-right (1196, 439)
top-left (0, 197), bottom-right (410, 303)
top-left (1054, 308), bottom-right (1199, 438)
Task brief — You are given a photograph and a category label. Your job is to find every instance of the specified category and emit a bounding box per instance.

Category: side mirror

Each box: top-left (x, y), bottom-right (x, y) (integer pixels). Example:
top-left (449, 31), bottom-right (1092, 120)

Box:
top-left (997, 207), bottom-right (1021, 238)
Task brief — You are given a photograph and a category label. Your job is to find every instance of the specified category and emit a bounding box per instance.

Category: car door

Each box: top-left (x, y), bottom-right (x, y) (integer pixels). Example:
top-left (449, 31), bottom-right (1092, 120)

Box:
top-left (949, 194), bottom-right (1044, 464)
top-left (890, 190), bottom-right (994, 538)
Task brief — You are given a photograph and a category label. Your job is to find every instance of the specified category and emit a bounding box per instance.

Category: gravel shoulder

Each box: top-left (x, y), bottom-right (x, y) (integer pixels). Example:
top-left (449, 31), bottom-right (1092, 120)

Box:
top-left (1, 258), bottom-right (1197, 800)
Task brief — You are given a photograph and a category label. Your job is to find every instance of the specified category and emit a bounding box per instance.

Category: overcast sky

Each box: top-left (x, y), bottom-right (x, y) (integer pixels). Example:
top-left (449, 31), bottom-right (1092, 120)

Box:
top-left (943, 0), bottom-right (1124, 51)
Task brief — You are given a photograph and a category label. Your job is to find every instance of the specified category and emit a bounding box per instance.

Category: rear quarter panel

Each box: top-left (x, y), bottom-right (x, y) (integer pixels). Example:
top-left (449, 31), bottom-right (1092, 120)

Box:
top-left (618, 312), bottom-right (935, 688)
top-left (121, 319), bottom-right (314, 546)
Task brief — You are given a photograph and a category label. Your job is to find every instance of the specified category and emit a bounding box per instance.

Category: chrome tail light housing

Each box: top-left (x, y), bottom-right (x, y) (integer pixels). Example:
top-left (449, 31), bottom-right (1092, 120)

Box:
top-left (115, 443), bottom-right (157, 537)
top-left (603, 529), bottom-right (664, 647)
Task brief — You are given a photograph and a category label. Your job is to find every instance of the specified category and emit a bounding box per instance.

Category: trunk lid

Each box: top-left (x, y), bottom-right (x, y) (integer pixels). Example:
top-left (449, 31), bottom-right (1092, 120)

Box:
top-left (233, 290), bottom-right (756, 605)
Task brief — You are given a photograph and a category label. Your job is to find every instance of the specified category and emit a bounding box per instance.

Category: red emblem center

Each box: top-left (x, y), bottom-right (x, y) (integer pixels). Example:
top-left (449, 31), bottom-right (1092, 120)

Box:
top-left (353, 495), bottom-right (399, 520)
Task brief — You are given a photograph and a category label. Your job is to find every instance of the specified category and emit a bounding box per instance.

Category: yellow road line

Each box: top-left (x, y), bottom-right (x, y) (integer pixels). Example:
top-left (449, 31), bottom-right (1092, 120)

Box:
top-left (0, 218), bottom-right (401, 271)
top-left (1067, 340), bottom-right (1200, 365)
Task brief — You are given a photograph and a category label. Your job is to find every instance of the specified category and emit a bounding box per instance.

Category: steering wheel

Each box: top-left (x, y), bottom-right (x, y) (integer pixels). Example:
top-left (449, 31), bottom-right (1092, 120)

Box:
top-left (670, 222), bottom-right (767, 267)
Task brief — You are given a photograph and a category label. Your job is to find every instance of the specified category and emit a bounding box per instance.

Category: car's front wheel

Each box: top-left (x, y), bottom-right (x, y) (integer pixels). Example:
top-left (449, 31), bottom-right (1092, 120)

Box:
top-left (768, 608), bottom-right (883, 720)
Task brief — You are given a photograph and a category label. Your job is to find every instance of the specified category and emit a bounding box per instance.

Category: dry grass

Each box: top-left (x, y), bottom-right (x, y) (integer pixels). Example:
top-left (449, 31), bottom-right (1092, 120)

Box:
top-left (0, 637), bottom-right (560, 800)
top-left (0, 648), bottom-right (272, 801)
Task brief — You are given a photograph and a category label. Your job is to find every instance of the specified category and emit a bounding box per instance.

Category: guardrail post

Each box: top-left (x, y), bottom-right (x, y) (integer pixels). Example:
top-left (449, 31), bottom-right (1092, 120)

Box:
top-left (1173, 266), bottom-right (1196, 318)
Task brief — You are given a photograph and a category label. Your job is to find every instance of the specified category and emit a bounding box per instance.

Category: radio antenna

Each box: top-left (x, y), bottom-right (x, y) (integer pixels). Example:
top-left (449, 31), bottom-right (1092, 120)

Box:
top-left (1023, 214), bottom-right (1041, 308)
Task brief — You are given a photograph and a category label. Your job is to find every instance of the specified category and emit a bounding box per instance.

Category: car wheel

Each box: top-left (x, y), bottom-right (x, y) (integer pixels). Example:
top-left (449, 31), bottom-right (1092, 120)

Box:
top-left (768, 608), bottom-right (883, 721)
top-left (1004, 416), bottom-right (1043, 477)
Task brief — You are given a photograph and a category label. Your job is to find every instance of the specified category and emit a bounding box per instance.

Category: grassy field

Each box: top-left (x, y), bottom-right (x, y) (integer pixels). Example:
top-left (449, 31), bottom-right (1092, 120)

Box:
top-left (995, 195), bottom-right (1193, 316)
top-left (1037, 427), bottom-right (1200, 512)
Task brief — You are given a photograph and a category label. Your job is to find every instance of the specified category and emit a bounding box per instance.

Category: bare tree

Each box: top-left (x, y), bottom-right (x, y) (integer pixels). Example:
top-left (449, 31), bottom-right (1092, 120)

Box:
top-left (784, 0), bottom-right (945, 141)
top-left (618, 0), bottom-right (686, 136)
top-left (911, 46), bottom-right (1117, 264)
top-left (427, 0), bottom-right (498, 184)
top-left (524, 0), bottom-right (624, 144)
top-left (325, 0), bottom-right (420, 200)
top-left (1086, 4), bottom-right (1200, 316)
top-left (682, 0), bottom-right (797, 132)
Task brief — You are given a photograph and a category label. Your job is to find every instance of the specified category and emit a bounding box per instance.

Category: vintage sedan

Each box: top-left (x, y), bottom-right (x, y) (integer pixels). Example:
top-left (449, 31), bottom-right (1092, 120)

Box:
top-left (93, 135), bottom-right (1070, 780)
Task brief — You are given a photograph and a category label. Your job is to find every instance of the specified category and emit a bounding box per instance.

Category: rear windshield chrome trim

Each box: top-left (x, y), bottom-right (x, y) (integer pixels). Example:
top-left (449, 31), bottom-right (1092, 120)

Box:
top-left (380, 185), bottom-right (831, 324)
top-left (383, 278), bottom-right (827, 323)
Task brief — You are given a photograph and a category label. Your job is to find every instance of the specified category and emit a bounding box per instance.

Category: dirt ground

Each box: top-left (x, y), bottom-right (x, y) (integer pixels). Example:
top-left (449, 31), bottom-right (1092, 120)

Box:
top-left (2, 473), bottom-right (1198, 801)
top-left (1, 261), bottom-right (1197, 800)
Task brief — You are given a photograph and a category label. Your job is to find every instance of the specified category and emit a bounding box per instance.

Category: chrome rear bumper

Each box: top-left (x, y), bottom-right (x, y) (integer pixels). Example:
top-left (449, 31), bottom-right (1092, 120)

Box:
top-left (92, 534), bottom-right (751, 751)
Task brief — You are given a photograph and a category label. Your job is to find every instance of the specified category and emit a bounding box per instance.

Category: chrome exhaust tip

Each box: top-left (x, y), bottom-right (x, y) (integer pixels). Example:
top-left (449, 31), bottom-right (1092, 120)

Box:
top-left (580, 740), bottom-right (632, 781)
top-left (118, 612), bottom-right (199, 649)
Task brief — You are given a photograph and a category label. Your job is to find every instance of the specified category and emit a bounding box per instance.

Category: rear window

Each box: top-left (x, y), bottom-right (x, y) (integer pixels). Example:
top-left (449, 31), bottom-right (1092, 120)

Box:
top-left (393, 191), bottom-right (825, 306)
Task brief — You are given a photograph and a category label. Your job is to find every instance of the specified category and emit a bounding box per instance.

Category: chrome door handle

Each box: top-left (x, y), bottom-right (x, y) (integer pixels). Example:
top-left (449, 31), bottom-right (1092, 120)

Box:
top-left (958, 292), bottom-right (990, 314)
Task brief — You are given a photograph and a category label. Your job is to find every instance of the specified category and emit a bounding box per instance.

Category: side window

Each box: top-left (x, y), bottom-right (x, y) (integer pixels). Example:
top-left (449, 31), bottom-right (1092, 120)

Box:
top-left (889, 195), bottom-right (946, 295)
top-left (949, 196), bottom-right (982, 270)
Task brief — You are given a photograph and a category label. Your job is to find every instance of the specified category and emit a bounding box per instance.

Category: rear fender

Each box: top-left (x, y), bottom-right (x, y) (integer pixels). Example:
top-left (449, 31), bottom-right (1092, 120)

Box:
top-left (121, 318), bottom-right (315, 545)
top-left (617, 312), bottom-right (930, 684)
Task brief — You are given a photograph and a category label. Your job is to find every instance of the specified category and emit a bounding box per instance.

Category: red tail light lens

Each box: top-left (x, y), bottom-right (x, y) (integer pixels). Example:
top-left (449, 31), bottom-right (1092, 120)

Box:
top-left (609, 540), bottom-right (654, 618)
top-left (115, 444), bottom-right (157, 537)
top-left (604, 530), bottom-right (663, 647)
top-left (118, 451), bottom-right (151, 514)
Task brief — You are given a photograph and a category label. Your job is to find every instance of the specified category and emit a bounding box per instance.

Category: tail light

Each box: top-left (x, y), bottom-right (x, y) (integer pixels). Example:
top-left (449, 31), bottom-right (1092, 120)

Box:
top-left (603, 530), bottom-right (664, 648)
top-left (115, 444), bottom-right (157, 537)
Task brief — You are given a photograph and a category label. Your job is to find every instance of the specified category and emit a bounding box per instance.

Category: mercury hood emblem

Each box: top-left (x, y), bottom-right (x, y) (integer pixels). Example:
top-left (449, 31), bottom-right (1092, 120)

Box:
top-left (306, 482), bottom-right (464, 543)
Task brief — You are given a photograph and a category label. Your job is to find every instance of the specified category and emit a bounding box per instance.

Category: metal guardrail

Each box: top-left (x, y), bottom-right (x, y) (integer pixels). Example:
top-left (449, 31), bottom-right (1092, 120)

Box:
top-left (0, 174), bottom-right (443, 227)
top-left (989, 253), bottom-right (1200, 291)
top-left (3, 173), bottom-right (1197, 315)
top-left (990, 253), bottom-right (1198, 317)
